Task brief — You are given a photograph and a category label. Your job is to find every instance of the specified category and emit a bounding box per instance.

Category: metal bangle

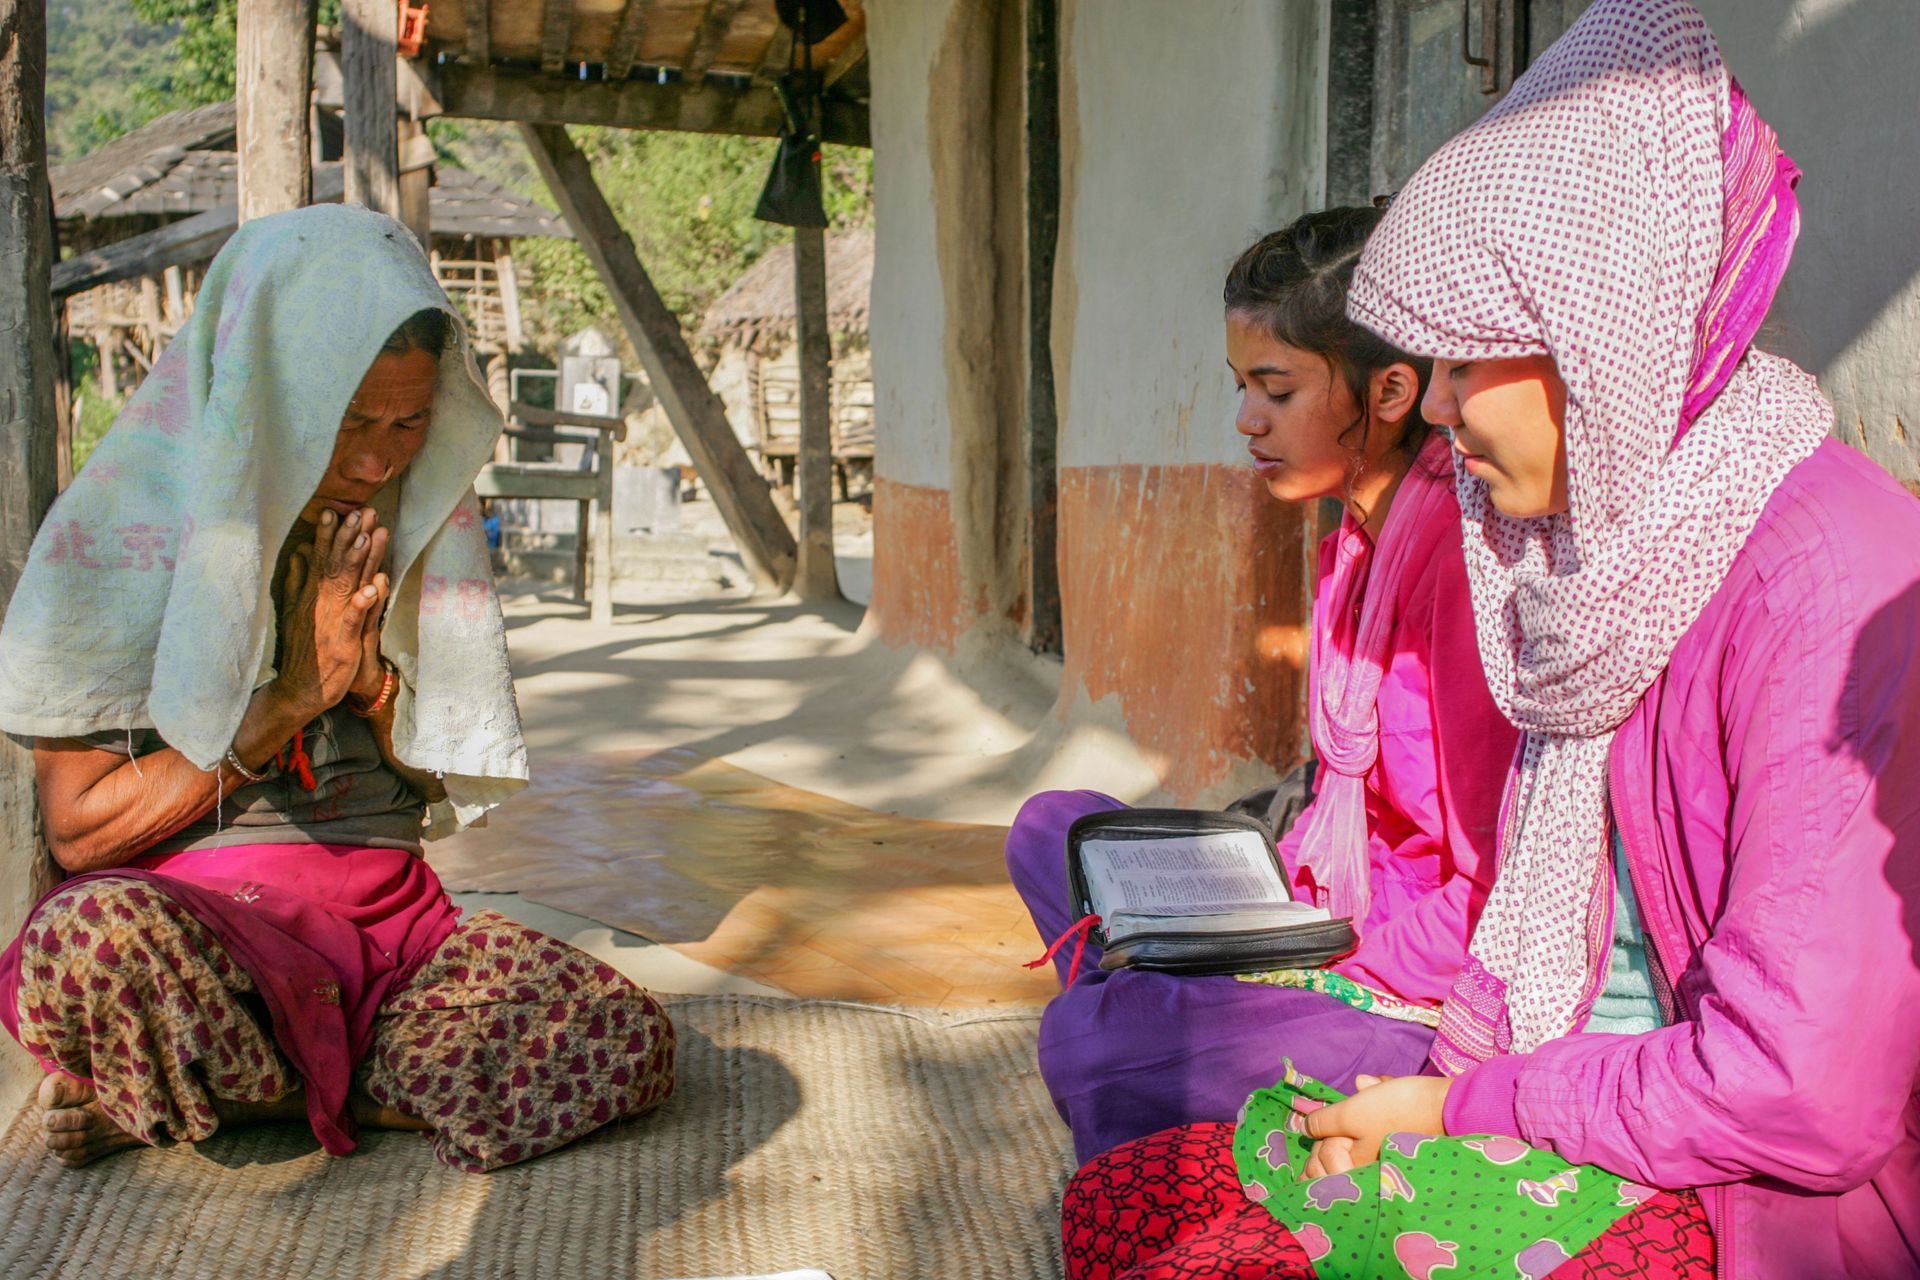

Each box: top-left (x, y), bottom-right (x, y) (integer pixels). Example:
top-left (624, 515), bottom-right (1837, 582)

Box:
top-left (223, 747), bottom-right (267, 784)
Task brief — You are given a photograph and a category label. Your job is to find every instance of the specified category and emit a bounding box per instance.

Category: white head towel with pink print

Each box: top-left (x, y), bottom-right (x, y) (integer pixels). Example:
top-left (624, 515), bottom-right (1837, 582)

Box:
top-left (0, 205), bottom-right (527, 837)
top-left (1347, 0), bottom-right (1831, 1066)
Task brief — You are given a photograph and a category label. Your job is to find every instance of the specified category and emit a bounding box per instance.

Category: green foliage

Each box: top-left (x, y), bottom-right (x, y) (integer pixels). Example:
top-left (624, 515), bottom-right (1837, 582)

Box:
top-left (71, 388), bottom-right (125, 474)
top-left (127, 0), bottom-right (238, 109)
top-left (435, 120), bottom-right (874, 351)
top-left (44, 0), bottom-right (181, 161)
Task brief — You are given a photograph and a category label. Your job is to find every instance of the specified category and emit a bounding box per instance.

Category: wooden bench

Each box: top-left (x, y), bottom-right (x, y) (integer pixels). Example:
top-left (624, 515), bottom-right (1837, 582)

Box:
top-left (475, 401), bottom-right (625, 624)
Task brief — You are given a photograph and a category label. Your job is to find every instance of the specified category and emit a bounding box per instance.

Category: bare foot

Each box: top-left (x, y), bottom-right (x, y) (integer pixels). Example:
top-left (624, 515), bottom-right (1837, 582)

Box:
top-left (38, 1073), bottom-right (143, 1168)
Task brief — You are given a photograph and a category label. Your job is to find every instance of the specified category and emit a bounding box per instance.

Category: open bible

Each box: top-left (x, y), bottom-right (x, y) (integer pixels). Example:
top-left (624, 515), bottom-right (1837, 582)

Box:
top-left (1066, 809), bottom-right (1357, 976)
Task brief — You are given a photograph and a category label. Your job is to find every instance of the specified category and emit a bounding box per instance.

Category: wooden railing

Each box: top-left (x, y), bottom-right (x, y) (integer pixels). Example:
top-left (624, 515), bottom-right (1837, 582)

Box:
top-left (474, 400), bottom-right (625, 624)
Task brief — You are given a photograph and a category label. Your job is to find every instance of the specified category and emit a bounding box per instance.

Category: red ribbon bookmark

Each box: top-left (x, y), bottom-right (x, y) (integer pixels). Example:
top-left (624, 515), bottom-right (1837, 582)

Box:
top-left (1024, 913), bottom-right (1102, 989)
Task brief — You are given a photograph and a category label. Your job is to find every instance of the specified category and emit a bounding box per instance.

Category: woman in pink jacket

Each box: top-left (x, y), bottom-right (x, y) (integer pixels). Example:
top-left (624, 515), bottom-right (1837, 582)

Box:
top-left (1006, 207), bottom-right (1518, 1167)
top-left (1059, 2), bottom-right (1920, 1277)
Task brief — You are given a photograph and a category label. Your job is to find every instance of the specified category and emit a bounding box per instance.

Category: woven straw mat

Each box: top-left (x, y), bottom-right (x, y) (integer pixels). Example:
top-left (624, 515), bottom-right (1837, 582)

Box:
top-left (0, 995), bottom-right (1074, 1279)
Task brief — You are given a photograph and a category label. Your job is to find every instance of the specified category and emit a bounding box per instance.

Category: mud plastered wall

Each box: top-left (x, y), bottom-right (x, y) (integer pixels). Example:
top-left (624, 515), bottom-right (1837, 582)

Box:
top-left (1048, 0), bottom-right (1329, 802)
top-left (1700, 0), bottom-right (1920, 490)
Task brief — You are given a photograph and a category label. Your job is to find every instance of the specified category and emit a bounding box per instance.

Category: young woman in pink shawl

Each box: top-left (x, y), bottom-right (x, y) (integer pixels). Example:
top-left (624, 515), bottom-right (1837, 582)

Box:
top-left (0, 206), bottom-right (675, 1173)
top-left (1060, 2), bottom-right (1920, 1277)
top-left (1004, 206), bottom-right (1518, 1167)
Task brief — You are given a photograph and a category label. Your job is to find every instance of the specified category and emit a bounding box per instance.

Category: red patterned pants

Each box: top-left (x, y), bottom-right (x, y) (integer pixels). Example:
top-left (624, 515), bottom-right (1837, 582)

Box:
top-left (13, 880), bottom-right (675, 1172)
top-left (1062, 1123), bottom-right (1715, 1280)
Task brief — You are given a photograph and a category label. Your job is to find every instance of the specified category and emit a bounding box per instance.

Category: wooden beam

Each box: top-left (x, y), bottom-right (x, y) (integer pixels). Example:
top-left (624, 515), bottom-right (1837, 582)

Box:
top-left (821, 29), bottom-right (865, 89)
top-left (682, 0), bottom-right (746, 85)
top-left (236, 0), bottom-right (318, 221)
top-left (791, 226), bottom-right (838, 602)
top-left (440, 62), bottom-right (870, 146)
top-left (1, 0), bottom-right (64, 1081)
top-left (507, 400), bottom-right (624, 438)
top-left (518, 122), bottom-right (796, 591)
top-left (54, 204), bottom-right (236, 297)
top-left (753, 21), bottom-right (791, 85)
top-left (472, 466), bottom-right (599, 502)
top-left (539, 0), bottom-right (573, 74)
top-left (341, 0), bottom-right (399, 214)
top-left (464, 0), bottom-right (490, 62)
top-left (602, 0), bottom-right (653, 82)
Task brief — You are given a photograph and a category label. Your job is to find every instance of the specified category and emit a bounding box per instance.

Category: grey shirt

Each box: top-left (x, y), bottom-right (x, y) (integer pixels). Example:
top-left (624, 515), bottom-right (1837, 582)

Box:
top-left (86, 708), bottom-right (427, 855)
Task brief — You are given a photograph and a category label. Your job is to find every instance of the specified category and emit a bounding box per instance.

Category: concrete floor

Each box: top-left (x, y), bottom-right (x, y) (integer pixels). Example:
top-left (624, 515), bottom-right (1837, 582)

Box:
top-left (485, 580), bottom-right (1162, 826)
top-left (449, 891), bottom-right (785, 997)
top-left (430, 573), bottom-right (1167, 1003)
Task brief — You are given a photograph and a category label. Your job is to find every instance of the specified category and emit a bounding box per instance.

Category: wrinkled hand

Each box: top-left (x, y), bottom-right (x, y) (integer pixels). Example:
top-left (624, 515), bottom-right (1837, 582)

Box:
top-left (274, 508), bottom-right (389, 719)
top-left (345, 510), bottom-right (393, 703)
top-left (1301, 1074), bottom-right (1451, 1179)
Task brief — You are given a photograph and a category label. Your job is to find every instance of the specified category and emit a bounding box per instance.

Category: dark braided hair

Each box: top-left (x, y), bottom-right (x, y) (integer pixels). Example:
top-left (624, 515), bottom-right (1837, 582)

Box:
top-left (1224, 207), bottom-right (1431, 510)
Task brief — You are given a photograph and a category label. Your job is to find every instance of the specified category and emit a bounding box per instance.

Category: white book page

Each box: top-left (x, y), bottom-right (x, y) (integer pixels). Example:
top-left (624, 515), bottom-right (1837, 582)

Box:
top-left (1081, 831), bottom-right (1292, 920)
top-left (1105, 904), bottom-right (1331, 944)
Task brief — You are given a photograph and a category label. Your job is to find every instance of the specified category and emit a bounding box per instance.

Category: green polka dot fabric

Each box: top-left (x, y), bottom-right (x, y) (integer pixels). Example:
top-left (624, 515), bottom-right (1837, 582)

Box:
top-left (1231, 1062), bottom-right (1651, 1279)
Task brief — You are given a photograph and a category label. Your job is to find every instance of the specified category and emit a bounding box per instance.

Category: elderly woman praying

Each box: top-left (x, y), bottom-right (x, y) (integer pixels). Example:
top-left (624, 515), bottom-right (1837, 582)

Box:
top-left (0, 205), bottom-right (674, 1172)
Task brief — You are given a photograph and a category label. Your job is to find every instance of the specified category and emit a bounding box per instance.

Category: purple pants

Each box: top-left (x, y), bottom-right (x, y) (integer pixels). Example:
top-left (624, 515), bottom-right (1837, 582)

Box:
top-left (1006, 789), bottom-right (1438, 1167)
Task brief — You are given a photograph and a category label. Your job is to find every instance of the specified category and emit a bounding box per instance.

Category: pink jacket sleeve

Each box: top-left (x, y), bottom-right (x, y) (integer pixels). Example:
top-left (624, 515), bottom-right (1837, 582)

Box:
top-left (1445, 506), bottom-right (1920, 1191)
top-left (1318, 520), bottom-right (1516, 1005)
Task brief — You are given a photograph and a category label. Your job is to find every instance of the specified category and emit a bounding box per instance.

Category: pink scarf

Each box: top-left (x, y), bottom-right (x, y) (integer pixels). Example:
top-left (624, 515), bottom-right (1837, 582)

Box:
top-left (1293, 432), bottom-right (1455, 922)
top-left (1346, 0), bottom-right (1831, 1068)
top-left (0, 844), bottom-right (456, 1154)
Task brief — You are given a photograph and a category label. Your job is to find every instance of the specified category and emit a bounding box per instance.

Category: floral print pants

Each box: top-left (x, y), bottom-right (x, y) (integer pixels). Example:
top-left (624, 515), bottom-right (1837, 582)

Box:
top-left (12, 879), bottom-right (675, 1172)
top-left (1062, 1124), bottom-right (1714, 1280)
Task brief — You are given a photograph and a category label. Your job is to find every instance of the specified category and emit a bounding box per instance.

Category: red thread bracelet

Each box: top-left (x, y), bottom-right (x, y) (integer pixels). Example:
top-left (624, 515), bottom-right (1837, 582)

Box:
top-left (348, 662), bottom-right (398, 717)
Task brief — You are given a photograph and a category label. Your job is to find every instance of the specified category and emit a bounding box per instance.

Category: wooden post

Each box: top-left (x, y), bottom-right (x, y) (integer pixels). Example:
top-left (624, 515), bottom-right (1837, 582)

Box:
top-left (93, 327), bottom-right (118, 399)
top-left (791, 225), bottom-right (839, 602)
top-left (494, 244), bottom-right (524, 353)
top-left (518, 122), bottom-right (796, 592)
top-left (137, 274), bottom-right (162, 360)
top-left (587, 451), bottom-right (613, 625)
top-left (162, 264), bottom-right (186, 331)
top-left (1024, 0), bottom-right (1062, 654)
top-left (396, 115), bottom-right (431, 245)
top-left (236, 0), bottom-right (317, 221)
top-left (486, 354), bottom-right (511, 464)
top-left (1, 0), bottom-right (65, 1098)
top-left (51, 298), bottom-right (70, 489)
top-left (341, 0), bottom-right (399, 215)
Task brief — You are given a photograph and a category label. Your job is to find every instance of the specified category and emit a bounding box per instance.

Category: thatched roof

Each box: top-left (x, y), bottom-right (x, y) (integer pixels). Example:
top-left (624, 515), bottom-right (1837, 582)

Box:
top-left (701, 227), bottom-right (872, 349)
top-left (51, 103), bottom-right (569, 241)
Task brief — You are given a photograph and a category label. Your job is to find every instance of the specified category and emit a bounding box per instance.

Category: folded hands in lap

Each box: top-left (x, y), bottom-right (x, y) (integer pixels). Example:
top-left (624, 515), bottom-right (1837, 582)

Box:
top-left (1300, 1073), bottom-right (1452, 1178)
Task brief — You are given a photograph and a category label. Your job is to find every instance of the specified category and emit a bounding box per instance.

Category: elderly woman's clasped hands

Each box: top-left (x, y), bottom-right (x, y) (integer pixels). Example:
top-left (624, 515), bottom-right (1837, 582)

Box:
top-left (273, 507), bottom-right (393, 721)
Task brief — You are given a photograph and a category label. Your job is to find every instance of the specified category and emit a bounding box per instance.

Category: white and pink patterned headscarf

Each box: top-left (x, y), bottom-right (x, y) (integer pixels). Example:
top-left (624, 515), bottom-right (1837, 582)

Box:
top-left (1347, 0), bottom-right (1832, 1068)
